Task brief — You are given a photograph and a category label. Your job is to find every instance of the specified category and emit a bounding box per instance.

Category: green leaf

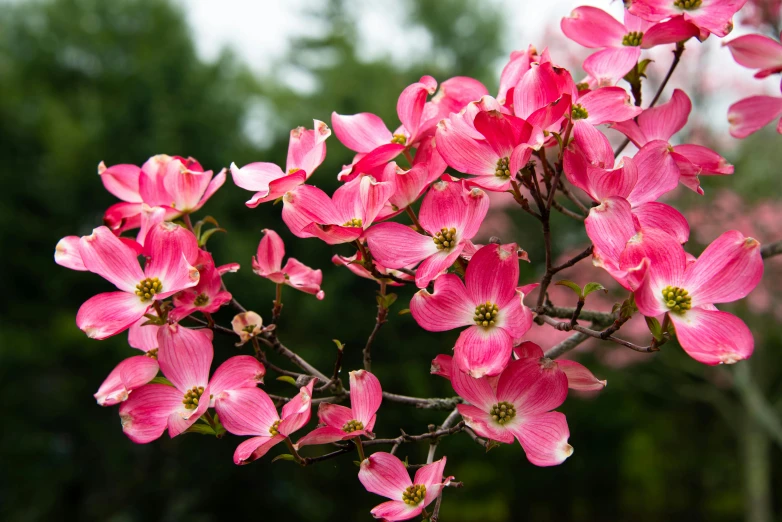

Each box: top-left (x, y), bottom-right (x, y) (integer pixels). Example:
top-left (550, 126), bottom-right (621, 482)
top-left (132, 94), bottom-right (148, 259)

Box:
top-left (619, 294), bottom-right (638, 320)
top-left (198, 227), bottom-right (226, 247)
top-left (382, 292), bottom-right (398, 309)
top-left (398, 308), bottom-right (411, 316)
top-left (555, 280), bottom-right (583, 299)
top-left (637, 58), bottom-right (653, 77)
top-left (271, 454), bottom-right (296, 463)
top-left (149, 376), bottom-right (174, 387)
top-left (485, 440), bottom-right (502, 453)
top-left (645, 316), bottom-right (663, 341)
top-left (276, 376), bottom-right (297, 386)
top-left (332, 339), bottom-right (344, 351)
top-left (583, 282), bottom-right (607, 297)
top-left (185, 423), bottom-right (216, 435)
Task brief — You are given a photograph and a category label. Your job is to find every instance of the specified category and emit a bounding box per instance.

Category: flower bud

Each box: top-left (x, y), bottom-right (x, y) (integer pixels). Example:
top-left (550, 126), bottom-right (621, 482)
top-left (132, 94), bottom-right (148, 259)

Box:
top-left (232, 311), bottom-right (263, 345)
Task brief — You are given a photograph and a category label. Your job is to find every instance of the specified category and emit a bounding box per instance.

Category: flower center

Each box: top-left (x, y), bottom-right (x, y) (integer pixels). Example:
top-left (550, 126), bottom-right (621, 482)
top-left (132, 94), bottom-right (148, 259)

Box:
top-left (182, 386), bottom-right (204, 410)
top-left (673, 0), bottom-right (701, 9)
top-left (402, 484), bottom-right (427, 506)
top-left (474, 301), bottom-right (499, 327)
top-left (390, 133), bottom-right (407, 145)
top-left (489, 401), bottom-right (516, 425)
top-left (342, 217), bottom-right (363, 227)
top-left (571, 104), bottom-right (589, 120)
top-left (661, 285), bottom-right (692, 314)
top-left (194, 293), bottom-right (210, 307)
top-left (495, 157), bottom-right (511, 179)
top-left (269, 419), bottom-right (281, 436)
top-left (342, 419), bottom-right (364, 433)
top-left (288, 168), bottom-right (301, 175)
top-left (135, 277), bottom-right (162, 302)
top-left (433, 227), bottom-right (457, 251)
top-left (622, 31), bottom-right (643, 46)
top-left (144, 348), bottom-right (158, 360)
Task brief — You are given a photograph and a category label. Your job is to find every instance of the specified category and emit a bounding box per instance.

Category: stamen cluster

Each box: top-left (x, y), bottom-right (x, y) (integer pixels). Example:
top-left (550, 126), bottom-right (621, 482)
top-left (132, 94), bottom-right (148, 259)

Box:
top-left (144, 348), bottom-right (158, 360)
top-left (269, 419), bottom-right (281, 436)
top-left (135, 277), bottom-right (162, 302)
top-left (390, 134), bottom-right (407, 145)
top-left (343, 217), bottom-right (363, 227)
top-left (495, 157), bottom-right (511, 178)
top-left (661, 285), bottom-right (692, 313)
top-left (474, 301), bottom-right (499, 327)
top-left (490, 401), bottom-right (516, 425)
top-left (182, 386), bottom-right (205, 410)
top-left (571, 104), bottom-right (589, 120)
top-left (433, 227), bottom-right (457, 250)
top-left (194, 293), bottom-right (210, 307)
top-left (674, 0), bottom-right (702, 9)
top-left (342, 419), bottom-right (364, 433)
top-left (622, 31), bottom-right (643, 46)
top-left (402, 484), bottom-right (426, 506)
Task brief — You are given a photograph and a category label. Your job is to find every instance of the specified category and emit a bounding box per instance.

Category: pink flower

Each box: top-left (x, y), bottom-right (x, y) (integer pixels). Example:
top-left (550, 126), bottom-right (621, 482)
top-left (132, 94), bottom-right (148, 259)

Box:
top-left (512, 60), bottom-right (578, 122)
top-left (435, 104), bottom-right (545, 191)
top-left (75, 223), bottom-right (200, 339)
top-left (365, 177), bottom-right (489, 288)
top-left (169, 250), bottom-right (236, 321)
top-left (94, 352), bottom-right (160, 407)
top-left (229, 380), bottom-right (316, 465)
top-left (626, 0), bottom-right (748, 37)
top-left (410, 243), bottom-right (532, 378)
top-left (728, 94), bottom-right (782, 138)
top-left (612, 89), bottom-right (733, 193)
top-left (621, 229), bottom-right (764, 364)
top-left (295, 370), bottom-right (381, 448)
top-left (451, 357), bottom-right (573, 467)
top-left (231, 120), bottom-right (330, 207)
top-left (724, 32), bottom-right (782, 78)
top-left (333, 76), bottom-right (437, 181)
top-left (231, 311), bottom-right (264, 345)
top-left (370, 160), bottom-right (443, 221)
top-left (358, 452), bottom-right (450, 521)
top-left (497, 45), bottom-right (540, 108)
top-left (252, 229), bottom-right (325, 299)
top-left (562, 7), bottom-right (699, 84)
top-left (119, 324), bottom-right (266, 443)
top-left (281, 175), bottom-right (394, 245)
top-left (570, 87), bottom-right (643, 139)
top-left (331, 250), bottom-right (414, 286)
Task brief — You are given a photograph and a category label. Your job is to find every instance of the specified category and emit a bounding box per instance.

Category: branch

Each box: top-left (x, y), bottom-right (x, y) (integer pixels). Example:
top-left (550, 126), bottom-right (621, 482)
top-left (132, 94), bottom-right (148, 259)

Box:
top-left (364, 281), bottom-right (389, 371)
top-left (536, 315), bottom-right (657, 353)
top-left (761, 240), bottom-right (782, 259)
top-left (544, 331), bottom-right (591, 359)
top-left (363, 422), bottom-right (466, 447)
top-left (257, 333), bottom-right (330, 382)
top-left (535, 245), bottom-right (593, 311)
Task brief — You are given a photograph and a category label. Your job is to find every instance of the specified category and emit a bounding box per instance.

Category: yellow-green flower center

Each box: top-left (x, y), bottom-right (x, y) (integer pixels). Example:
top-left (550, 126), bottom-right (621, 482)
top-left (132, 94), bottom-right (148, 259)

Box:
top-left (474, 301), bottom-right (499, 327)
top-left (193, 293), bottom-right (210, 307)
top-left (674, 0), bottom-right (701, 9)
top-left (495, 157), bottom-right (511, 178)
top-left (343, 217), bottom-right (363, 227)
top-left (402, 484), bottom-right (427, 506)
top-left (269, 419), bottom-right (281, 436)
top-left (622, 31), bottom-right (643, 46)
top-left (342, 419), bottom-right (364, 433)
top-left (490, 401), bottom-right (516, 425)
top-left (571, 104), bottom-right (589, 120)
top-left (661, 285), bottom-right (692, 314)
top-left (182, 386), bottom-right (204, 410)
top-left (433, 227), bottom-right (457, 251)
top-left (145, 348), bottom-right (158, 360)
top-left (135, 277), bottom-right (162, 302)
top-left (390, 133), bottom-right (407, 145)
top-left (288, 167), bottom-right (301, 175)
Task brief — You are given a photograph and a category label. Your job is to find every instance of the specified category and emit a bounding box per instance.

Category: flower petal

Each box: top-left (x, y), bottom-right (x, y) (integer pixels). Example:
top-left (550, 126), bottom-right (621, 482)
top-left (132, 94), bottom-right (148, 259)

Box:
top-left (94, 355), bottom-right (159, 406)
top-left (295, 426), bottom-right (350, 448)
top-left (279, 380), bottom-right (315, 436)
top-left (670, 307), bottom-right (754, 365)
top-left (210, 355), bottom-right (266, 399)
top-left (457, 403), bottom-right (514, 444)
top-left (234, 434), bottom-right (285, 465)
top-left (143, 222), bottom-right (200, 297)
top-left (76, 291), bottom-right (149, 340)
top-left (79, 226), bottom-right (145, 293)
top-left (628, 140), bottom-right (681, 206)
top-left (350, 370), bottom-right (383, 426)
top-left (397, 75), bottom-right (437, 142)
top-left (637, 89), bottom-right (691, 142)
top-left (508, 411), bottom-right (573, 467)
top-left (414, 457), bottom-right (447, 507)
top-left (370, 500), bottom-right (421, 522)
top-left (583, 47), bottom-right (640, 87)
top-left (99, 162), bottom-right (142, 202)
top-left (214, 387), bottom-right (279, 436)
top-left (496, 358), bottom-right (568, 415)
top-left (465, 243), bottom-right (519, 306)
top-left (560, 6), bottom-right (626, 48)
top-left (55, 236), bottom-right (87, 271)
top-left (557, 360), bottom-right (607, 391)
top-left (331, 112), bottom-right (392, 153)
top-left (318, 403), bottom-right (355, 428)
top-left (157, 323), bottom-right (213, 391)
top-left (286, 119), bottom-right (330, 175)
top-left (254, 229), bottom-right (285, 275)
top-left (728, 95), bottom-right (782, 139)
top-left (366, 222), bottom-right (438, 269)
top-left (410, 274), bottom-right (474, 332)
top-left (358, 452), bottom-right (412, 500)
top-left (118, 384), bottom-right (182, 444)
top-left (632, 202), bottom-right (690, 244)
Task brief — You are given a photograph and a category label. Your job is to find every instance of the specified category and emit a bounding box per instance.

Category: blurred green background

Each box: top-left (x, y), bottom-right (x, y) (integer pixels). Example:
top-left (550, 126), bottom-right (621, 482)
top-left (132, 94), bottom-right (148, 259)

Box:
top-left (1, 0), bottom-right (780, 520)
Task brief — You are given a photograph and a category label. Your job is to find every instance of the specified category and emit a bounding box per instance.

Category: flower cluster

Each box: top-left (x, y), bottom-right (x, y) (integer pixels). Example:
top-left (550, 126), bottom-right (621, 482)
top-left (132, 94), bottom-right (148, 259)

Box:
top-left (54, 1), bottom-right (776, 519)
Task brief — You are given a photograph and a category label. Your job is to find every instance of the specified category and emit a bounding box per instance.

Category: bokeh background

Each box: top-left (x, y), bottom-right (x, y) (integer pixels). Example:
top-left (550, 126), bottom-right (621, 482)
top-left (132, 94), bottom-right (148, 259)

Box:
top-left (1, 0), bottom-right (781, 520)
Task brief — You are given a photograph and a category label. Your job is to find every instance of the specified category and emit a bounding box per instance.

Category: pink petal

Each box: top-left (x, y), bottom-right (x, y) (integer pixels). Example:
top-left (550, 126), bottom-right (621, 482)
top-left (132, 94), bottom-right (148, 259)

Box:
top-left (386, 162), bottom-right (430, 209)
top-left (557, 360), bottom-right (607, 391)
top-left (279, 380), bottom-right (315, 436)
top-left (496, 292), bottom-right (533, 342)
top-left (683, 231), bottom-right (763, 306)
top-left (410, 274), bottom-right (475, 331)
top-left (585, 196), bottom-right (636, 274)
top-left (641, 16), bottom-right (700, 47)
top-left (728, 95), bottom-right (782, 139)
top-left (350, 143), bottom-right (406, 179)
top-left (420, 179), bottom-right (488, 239)
top-left (611, 119), bottom-right (648, 148)
top-left (588, 159), bottom-right (639, 201)
top-left (350, 370), bottom-right (383, 426)
top-left (514, 62), bottom-right (577, 120)
top-left (456, 403), bottom-right (514, 444)
top-left (234, 434), bottom-right (285, 465)
top-left (192, 168), bottom-right (225, 212)
top-left (450, 362), bottom-right (498, 410)
top-left (673, 144), bottom-right (733, 176)
top-left (431, 354), bottom-right (454, 379)
top-left (76, 291), bottom-right (149, 340)
top-left (498, 47), bottom-right (536, 105)
top-left (282, 185), bottom-right (337, 237)
top-left (496, 358), bottom-right (568, 415)
top-left (358, 452), bottom-right (412, 500)
top-left (424, 76), bottom-right (489, 124)
top-left (513, 341), bottom-right (544, 360)
top-left (137, 204), bottom-right (167, 247)
top-left (79, 227), bottom-right (145, 292)
top-left (55, 236), bottom-right (87, 271)
top-left (254, 229), bottom-right (285, 275)
top-left (571, 120), bottom-right (615, 168)
top-left (318, 403), bottom-right (355, 428)
top-left (143, 222), bottom-right (200, 297)
top-left (637, 89), bottom-right (691, 142)
top-left (397, 75), bottom-right (437, 142)
top-left (580, 87), bottom-right (642, 125)
top-left (725, 33), bottom-right (782, 70)
top-left (414, 456), bottom-right (447, 507)
top-left (369, 500), bottom-right (421, 521)
top-left (286, 119), bottom-right (330, 175)
top-left (454, 323), bottom-right (512, 376)
top-left (295, 426), bottom-right (350, 448)
top-left (465, 243), bottom-right (519, 306)
top-left (331, 112), bottom-right (392, 153)
top-left (474, 110), bottom-right (537, 159)
top-left (358, 175), bottom-right (396, 227)
top-left (209, 355), bottom-right (265, 398)
top-left (166, 384), bottom-right (211, 438)
top-left (366, 222), bottom-right (438, 270)
top-left (508, 411), bottom-right (573, 467)
top-left (628, 140), bottom-right (681, 206)
top-left (631, 202), bottom-right (690, 244)
top-left (164, 166), bottom-right (213, 212)
top-left (128, 318), bottom-right (161, 352)
top-left (583, 47), bottom-right (640, 87)
top-left (94, 355), bottom-right (159, 406)
top-left (434, 118), bottom-right (498, 176)
top-left (118, 384), bottom-right (182, 443)
top-left (214, 387), bottom-right (279, 436)
top-left (670, 307), bottom-right (754, 365)
top-left (282, 258), bottom-right (325, 298)
top-left (99, 162), bottom-right (142, 202)
top-left (157, 324), bottom-right (213, 391)
top-left (414, 247), bottom-right (464, 289)
top-left (560, 6), bottom-right (626, 48)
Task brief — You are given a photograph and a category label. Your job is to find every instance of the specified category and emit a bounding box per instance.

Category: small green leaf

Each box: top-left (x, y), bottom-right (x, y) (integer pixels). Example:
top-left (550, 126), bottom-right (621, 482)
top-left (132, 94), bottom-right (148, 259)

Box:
top-left (185, 423), bottom-right (216, 435)
top-left (198, 227), bottom-right (226, 247)
top-left (383, 293), bottom-right (398, 309)
top-left (645, 316), bottom-right (663, 341)
top-left (149, 376), bottom-right (174, 387)
top-left (353, 460), bottom-right (362, 467)
top-left (271, 454), bottom-right (296, 463)
top-left (583, 282), bottom-right (607, 297)
top-left (276, 376), bottom-right (297, 386)
top-left (332, 339), bottom-right (344, 351)
top-left (273, 196), bottom-right (284, 205)
top-left (485, 440), bottom-right (502, 453)
top-left (398, 308), bottom-right (411, 316)
top-left (619, 294), bottom-right (638, 320)
top-left (556, 280), bottom-right (583, 299)
top-left (637, 58), bottom-right (653, 77)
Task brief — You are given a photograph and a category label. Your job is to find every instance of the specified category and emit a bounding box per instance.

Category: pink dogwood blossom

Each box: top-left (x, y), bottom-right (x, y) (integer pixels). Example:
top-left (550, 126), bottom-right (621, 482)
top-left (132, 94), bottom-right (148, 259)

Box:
top-left (75, 223), bottom-right (200, 339)
top-left (228, 380), bottom-right (316, 465)
top-left (728, 93), bottom-right (782, 138)
top-left (410, 243), bottom-right (532, 378)
top-left (725, 32), bottom-right (782, 78)
top-left (622, 229), bottom-right (763, 364)
top-left (252, 229), bottom-right (325, 299)
top-left (170, 250), bottom-right (236, 321)
top-left (231, 120), bottom-right (330, 206)
top-left (231, 311), bottom-right (264, 345)
top-left (296, 370), bottom-right (381, 447)
top-left (366, 177), bottom-right (489, 288)
top-left (451, 357), bottom-right (573, 466)
top-left (331, 250), bottom-right (414, 286)
top-left (358, 452), bottom-right (450, 521)
top-left (626, 0), bottom-right (748, 37)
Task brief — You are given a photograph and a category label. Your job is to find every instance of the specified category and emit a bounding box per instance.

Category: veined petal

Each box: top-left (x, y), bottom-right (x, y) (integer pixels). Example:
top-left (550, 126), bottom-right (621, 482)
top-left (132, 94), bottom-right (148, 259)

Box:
top-left (295, 426), bottom-right (350, 448)
top-left (79, 226), bottom-right (144, 292)
top-left (119, 384), bottom-right (182, 444)
top-left (431, 354), bottom-right (454, 379)
top-left (583, 47), bottom-right (640, 87)
top-left (628, 140), bottom-right (681, 206)
top-left (318, 403), bottom-right (354, 428)
top-left (641, 16), bottom-right (699, 47)
top-left (94, 355), bottom-right (159, 406)
top-left (350, 370), bottom-right (382, 426)
top-left (670, 307), bottom-right (754, 365)
top-left (450, 365), bottom-right (497, 410)
top-left (77, 291), bottom-right (149, 340)
top-left (164, 166), bottom-right (212, 212)
top-left (386, 162), bottom-right (429, 209)
top-left (128, 318), bottom-right (161, 352)
top-left (454, 326), bottom-right (514, 378)
top-left (420, 178), bottom-right (467, 233)
top-left (233, 434), bottom-right (285, 465)
top-left (331, 112), bottom-right (392, 153)
top-left (414, 457), bottom-right (447, 507)
top-left (366, 222), bottom-right (438, 269)
top-left (286, 120), bottom-right (330, 176)
top-left (457, 403), bottom-right (514, 444)
top-left (465, 243), bottom-right (519, 306)
top-left (683, 231), bottom-right (763, 306)
top-left (497, 358), bottom-right (568, 415)
top-left (509, 411), bottom-right (573, 467)
top-left (254, 229), bottom-right (285, 275)
top-left (55, 236), bottom-right (87, 271)
top-left (214, 387), bottom-right (279, 436)
top-left (279, 380), bottom-right (315, 436)
top-left (434, 118), bottom-right (498, 176)
top-left (557, 360), bottom-right (607, 391)
top-left (397, 75), bottom-right (437, 142)
top-left (230, 161), bottom-right (285, 193)
top-left (210, 355), bottom-right (266, 399)
top-left (585, 197), bottom-right (636, 271)
top-left (514, 62), bottom-right (576, 119)
top-left (99, 162), bottom-right (142, 202)
top-left (143, 222), bottom-right (200, 296)
top-left (580, 86), bottom-right (642, 125)
top-left (728, 95), bottom-right (782, 139)
top-left (282, 258), bottom-right (325, 298)
top-left (157, 324), bottom-right (213, 391)
top-left (415, 246), bottom-right (464, 289)
top-left (631, 202), bottom-right (690, 244)
top-left (571, 120), bottom-right (615, 168)
top-left (370, 500), bottom-right (421, 521)
top-left (359, 175), bottom-right (395, 227)
top-left (724, 33), bottom-right (782, 70)
top-left (588, 159), bottom-right (638, 201)
top-left (282, 185), bottom-right (336, 237)
top-left (410, 274), bottom-right (474, 332)
top-left (560, 6), bottom-right (626, 48)
top-left (513, 341), bottom-right (544, 360)
top-left (637, 89), bottom-right (691, 142)
top-left (358, 452), bottom-right (412, 500)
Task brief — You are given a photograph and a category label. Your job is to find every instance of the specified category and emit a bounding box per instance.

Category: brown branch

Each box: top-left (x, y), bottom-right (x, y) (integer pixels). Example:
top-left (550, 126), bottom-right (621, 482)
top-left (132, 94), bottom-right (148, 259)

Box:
top-left (364, 281), bottom-right (389, 371)
top-left (363, 422), bottom-right (466, 447)
top-left (536, 315), bottom-right (657, 353)
top-left (761, 240), bottom-right (782, 259)
top-left (535, 245), bottom-right (593, 311)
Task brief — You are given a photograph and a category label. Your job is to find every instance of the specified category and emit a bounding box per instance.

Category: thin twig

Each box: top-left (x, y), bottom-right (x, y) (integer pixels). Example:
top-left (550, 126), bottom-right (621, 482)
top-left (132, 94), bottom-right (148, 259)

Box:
top-left (364, 280), bottom-right (389, 371)
top-left (761, 239), bottom-right (782, 259)
top-left (536, 315), bottom-right (656, 353)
